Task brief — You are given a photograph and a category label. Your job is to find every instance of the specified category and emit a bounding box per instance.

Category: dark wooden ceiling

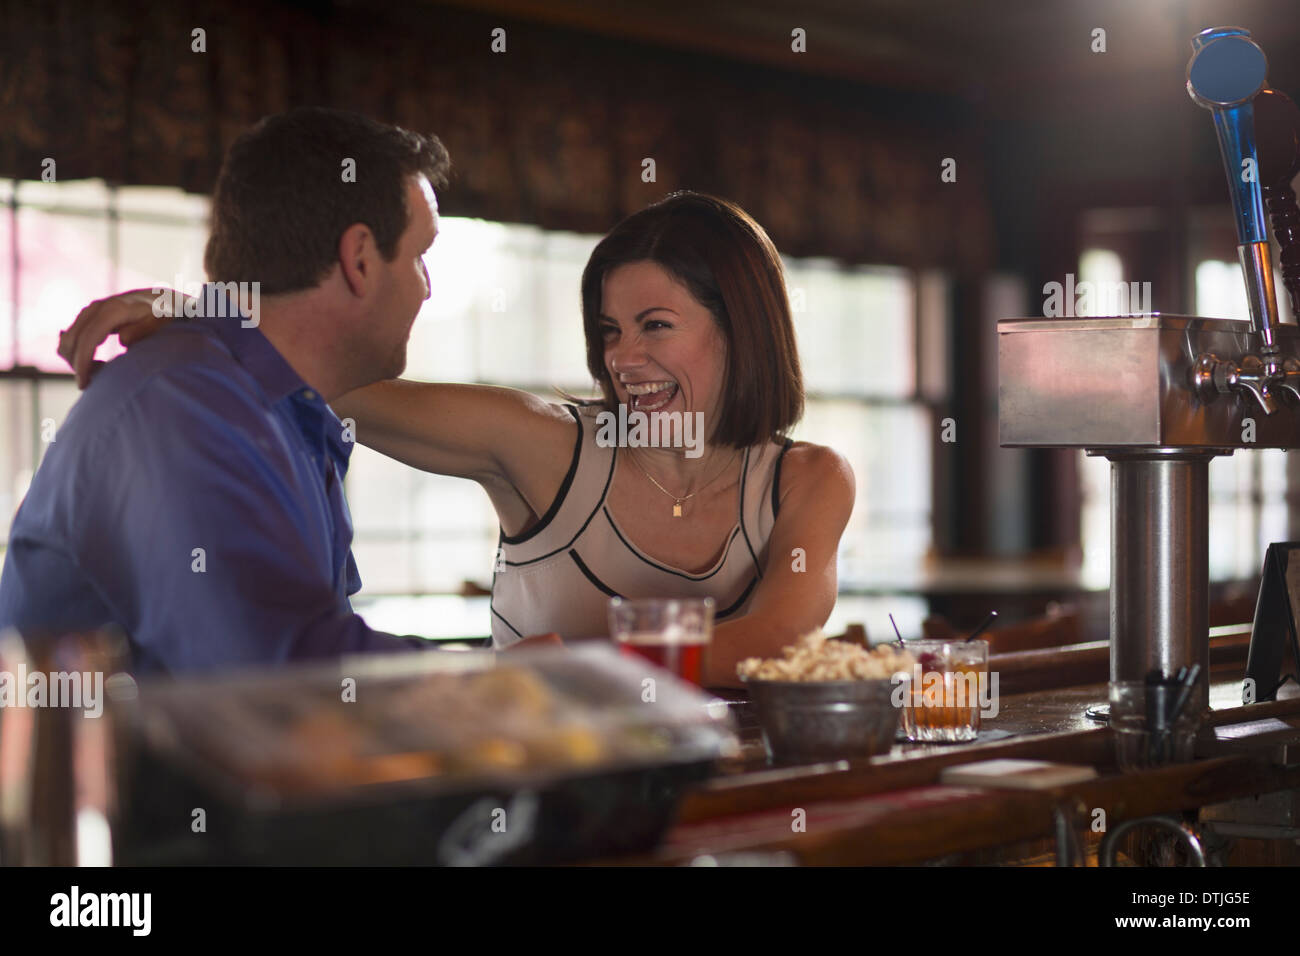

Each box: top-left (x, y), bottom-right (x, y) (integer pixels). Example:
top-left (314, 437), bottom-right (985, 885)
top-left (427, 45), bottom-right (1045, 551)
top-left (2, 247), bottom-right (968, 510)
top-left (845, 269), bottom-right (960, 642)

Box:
top-left (427, 0), bottom-right (1300, 113)
top-left (403, 0), bottom-right (1300, 284)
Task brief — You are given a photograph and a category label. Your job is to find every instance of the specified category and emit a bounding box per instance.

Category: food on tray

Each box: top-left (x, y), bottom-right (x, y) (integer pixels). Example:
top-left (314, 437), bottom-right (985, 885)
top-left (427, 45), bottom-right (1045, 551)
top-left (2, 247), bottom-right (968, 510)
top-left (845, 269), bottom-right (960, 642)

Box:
top-left (175, 662), bottom-right (705, 794)
top-left (464, 667), bottom-right (557, 718)
top-left (383, 667), bottom-right (559, 729)
top-left (522, 724), bottom-right (606, 767)
top-left (454, 736), bottom-right (531, 772)
top-left (736, 629), bottom-right (915, 681)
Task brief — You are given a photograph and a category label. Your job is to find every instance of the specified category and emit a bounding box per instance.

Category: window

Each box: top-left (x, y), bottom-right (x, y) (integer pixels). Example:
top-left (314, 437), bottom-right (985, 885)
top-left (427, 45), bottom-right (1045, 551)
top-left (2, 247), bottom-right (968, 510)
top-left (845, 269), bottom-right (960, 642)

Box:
top-left (1075, 248), bottom-right (1125, 588)
top-left (0, 178), bottom-right (210, 521)
top-left (2, 179), bottom-right (935, 638)
top-left (343, 219), bottom-right (599, 597)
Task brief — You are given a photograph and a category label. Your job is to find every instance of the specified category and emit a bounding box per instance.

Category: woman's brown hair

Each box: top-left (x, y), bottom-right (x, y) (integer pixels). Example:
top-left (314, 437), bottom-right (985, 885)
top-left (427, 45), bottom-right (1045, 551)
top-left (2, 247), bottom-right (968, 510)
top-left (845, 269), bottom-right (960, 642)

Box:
top-left (578, 191), bottom-right (804, 448)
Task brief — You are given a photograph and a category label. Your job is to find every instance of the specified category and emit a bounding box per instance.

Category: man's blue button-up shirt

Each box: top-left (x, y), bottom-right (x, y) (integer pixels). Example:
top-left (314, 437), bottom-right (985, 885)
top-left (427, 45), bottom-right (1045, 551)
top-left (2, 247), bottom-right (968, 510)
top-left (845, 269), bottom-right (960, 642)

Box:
top-left (0, 300), bottom-right (428, 674)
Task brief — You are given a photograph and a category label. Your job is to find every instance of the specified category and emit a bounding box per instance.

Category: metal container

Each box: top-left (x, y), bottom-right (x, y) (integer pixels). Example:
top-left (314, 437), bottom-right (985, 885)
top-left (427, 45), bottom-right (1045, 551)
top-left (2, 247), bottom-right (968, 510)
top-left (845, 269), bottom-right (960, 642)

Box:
top-left (744, 678), bottom-right (901, 763)
top-left (999, 314), bottom-right (1300, 450)
top-left (998, 313), bottom-right (1300, 714)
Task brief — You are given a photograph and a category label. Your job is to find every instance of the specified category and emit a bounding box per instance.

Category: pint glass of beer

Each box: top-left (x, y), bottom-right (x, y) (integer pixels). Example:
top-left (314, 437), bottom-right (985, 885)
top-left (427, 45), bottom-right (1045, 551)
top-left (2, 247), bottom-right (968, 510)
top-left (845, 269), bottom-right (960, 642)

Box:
top-left (607, 597), bottom-right (715, 686)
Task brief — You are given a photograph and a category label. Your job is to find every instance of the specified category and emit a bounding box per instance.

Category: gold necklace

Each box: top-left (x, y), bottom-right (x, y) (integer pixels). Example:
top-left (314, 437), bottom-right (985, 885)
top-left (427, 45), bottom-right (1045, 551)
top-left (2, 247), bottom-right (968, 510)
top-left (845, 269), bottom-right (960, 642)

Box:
top-left (626, 447), bottom-right (741, 518)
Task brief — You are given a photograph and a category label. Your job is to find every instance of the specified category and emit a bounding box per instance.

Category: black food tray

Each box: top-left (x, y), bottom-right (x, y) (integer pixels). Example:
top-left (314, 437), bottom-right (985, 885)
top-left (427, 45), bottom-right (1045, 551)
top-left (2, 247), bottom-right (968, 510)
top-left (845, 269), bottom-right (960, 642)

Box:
top-left (109, 644), bottom-right (736, 865)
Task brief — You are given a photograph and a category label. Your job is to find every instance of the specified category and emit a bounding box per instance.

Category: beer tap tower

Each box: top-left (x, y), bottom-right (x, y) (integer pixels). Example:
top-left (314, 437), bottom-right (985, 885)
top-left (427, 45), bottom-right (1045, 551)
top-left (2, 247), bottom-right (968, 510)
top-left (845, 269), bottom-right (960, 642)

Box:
top-left (999, 28), bottom-right (1300, 713)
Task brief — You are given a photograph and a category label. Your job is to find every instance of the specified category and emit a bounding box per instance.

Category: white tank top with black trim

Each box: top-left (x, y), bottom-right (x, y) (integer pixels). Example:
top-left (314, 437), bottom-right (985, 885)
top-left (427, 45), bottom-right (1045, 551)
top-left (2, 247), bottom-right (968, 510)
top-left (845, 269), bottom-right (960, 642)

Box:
top-left (489, 404), bottom-right (794, 648)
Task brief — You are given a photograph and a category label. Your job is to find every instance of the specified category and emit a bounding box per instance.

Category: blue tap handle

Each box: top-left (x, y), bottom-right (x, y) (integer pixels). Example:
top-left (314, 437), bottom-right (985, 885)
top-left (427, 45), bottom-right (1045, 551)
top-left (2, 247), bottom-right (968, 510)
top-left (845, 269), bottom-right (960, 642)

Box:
top-left (1187, 28), bottom-right (1270, 245)
top-left (1188, 27), bottom-right (1281, 353)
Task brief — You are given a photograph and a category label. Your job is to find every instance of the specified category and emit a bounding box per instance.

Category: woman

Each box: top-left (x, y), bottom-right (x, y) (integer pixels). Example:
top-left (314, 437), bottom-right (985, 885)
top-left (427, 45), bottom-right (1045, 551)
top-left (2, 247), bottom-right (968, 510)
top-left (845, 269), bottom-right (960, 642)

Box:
top-left (60, 192), bottom-right (853, 686)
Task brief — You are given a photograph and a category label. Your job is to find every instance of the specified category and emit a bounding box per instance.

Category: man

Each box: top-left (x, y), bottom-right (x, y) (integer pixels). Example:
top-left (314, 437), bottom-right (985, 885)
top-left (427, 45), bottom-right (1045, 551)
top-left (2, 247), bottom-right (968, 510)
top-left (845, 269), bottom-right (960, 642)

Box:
top-left (0, 107), bottom-right (453, 674)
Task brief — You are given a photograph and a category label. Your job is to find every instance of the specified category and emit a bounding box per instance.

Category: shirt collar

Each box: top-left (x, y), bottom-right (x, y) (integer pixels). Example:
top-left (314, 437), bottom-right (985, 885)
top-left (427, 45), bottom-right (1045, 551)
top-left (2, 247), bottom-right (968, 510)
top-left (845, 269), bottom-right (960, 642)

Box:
top-left (193, 283), bottom-right (308, 406)
top-left (193, 284), bottom-right (352, 468)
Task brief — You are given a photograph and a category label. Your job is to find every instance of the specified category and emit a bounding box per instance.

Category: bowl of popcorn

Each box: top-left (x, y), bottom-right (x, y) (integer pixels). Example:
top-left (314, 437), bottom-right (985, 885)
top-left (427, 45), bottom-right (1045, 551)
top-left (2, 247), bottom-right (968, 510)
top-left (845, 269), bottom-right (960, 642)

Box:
top-left (737, 630), bottom-right (915, 764)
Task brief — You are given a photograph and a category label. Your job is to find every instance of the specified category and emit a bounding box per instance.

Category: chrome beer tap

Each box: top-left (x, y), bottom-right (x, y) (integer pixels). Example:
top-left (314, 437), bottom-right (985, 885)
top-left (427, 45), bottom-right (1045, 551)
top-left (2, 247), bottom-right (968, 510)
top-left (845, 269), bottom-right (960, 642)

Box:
top-left (1191, 350), bottom-right (1278, 415)
top-left (1187, 28), bottom-right (1287, 414)
top-left (1001, 28), bottom-right (1300, 725)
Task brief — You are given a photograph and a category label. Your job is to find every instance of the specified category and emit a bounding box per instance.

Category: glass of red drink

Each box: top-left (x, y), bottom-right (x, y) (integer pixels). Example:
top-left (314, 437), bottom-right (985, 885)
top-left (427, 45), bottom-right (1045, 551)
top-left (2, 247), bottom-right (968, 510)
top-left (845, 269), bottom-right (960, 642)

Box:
top-left (607, 597), bottom-right (715, 686)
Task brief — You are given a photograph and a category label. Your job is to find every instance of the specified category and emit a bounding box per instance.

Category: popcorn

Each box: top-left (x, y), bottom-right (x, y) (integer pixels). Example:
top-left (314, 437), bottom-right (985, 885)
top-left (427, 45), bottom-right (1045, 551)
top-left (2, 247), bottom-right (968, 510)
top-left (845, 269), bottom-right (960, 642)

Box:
top-left (736, 629), bottom-right (915, 681)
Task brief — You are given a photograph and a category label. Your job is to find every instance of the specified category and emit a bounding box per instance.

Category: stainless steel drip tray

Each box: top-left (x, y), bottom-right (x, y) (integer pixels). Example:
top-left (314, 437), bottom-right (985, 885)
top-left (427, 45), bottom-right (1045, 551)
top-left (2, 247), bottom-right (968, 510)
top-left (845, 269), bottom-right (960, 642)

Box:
top-left (999, 313), bottom-right (1300, 449)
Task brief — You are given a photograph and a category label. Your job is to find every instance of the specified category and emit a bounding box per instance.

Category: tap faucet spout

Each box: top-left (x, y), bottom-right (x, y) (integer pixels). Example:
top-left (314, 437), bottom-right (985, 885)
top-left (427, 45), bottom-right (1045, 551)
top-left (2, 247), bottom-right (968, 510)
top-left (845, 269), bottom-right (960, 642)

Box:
top-left (1193, 351), bottom-right (1281, 415)
top-left (1220, 354), bottom-right (1280, 415)
top-left (1276, 357), bottom-right (1300, 405)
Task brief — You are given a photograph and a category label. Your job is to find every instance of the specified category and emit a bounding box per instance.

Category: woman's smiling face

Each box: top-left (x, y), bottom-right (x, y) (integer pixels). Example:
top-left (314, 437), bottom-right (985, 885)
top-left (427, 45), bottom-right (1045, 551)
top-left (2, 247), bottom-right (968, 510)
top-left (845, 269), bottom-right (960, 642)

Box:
top-left (599, 261), bottom-right (728, 422)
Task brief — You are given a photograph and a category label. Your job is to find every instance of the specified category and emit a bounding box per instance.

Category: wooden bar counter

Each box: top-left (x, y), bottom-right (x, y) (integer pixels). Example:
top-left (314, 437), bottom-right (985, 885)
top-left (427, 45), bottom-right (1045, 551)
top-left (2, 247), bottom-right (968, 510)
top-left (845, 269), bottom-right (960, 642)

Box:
top-left (601, 627), bottom-right (1300, 866)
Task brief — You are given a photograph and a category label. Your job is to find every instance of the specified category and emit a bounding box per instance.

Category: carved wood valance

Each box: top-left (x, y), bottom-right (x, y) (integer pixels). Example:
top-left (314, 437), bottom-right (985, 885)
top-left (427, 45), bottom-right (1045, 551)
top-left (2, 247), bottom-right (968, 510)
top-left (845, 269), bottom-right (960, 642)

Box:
top-left (0, 0), bottom-right (994, 270)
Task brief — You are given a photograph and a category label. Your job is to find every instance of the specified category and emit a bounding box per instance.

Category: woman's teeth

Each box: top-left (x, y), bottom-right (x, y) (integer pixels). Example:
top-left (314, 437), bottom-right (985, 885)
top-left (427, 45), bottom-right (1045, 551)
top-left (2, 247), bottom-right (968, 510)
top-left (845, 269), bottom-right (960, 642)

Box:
top-left (627, 381), bottom-right (678, 411)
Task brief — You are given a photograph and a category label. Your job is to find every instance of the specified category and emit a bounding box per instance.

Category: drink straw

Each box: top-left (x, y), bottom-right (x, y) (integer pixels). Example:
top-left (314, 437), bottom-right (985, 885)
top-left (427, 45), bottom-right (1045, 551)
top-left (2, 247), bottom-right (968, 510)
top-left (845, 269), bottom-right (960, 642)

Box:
top-left (1169, 663), bottom-right (1201, 727)
top-left (966, 610), bottom-right (998, 642)
top-left (890, 614), bottom-right (904, 645)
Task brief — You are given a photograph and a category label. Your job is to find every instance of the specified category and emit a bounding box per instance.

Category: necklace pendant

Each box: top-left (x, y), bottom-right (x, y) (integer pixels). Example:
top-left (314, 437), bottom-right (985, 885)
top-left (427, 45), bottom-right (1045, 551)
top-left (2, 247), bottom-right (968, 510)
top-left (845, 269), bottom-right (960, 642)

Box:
top-left (673, 501), bottom-right (683, 518)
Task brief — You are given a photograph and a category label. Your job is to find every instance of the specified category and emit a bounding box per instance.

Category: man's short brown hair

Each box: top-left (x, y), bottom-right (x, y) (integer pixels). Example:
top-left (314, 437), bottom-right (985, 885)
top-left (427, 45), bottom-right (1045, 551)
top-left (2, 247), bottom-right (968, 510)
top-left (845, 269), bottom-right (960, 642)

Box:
top-left (579, 191), bottom-right (804, 447)
top-left (205, 107), bottom-right (450, 295)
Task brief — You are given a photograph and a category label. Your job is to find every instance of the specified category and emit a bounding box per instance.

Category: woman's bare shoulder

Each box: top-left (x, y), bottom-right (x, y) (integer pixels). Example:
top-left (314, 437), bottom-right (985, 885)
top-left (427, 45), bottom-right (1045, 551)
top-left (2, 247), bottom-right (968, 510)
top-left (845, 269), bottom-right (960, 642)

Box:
top-left (473, 387), bottom-right (574, 427)
top-left (511, 391), bottom-right (583, 423)
top-left (495, 392), bottom-right (584, 462)
top-left (777, 440), bottom-right (855, 503)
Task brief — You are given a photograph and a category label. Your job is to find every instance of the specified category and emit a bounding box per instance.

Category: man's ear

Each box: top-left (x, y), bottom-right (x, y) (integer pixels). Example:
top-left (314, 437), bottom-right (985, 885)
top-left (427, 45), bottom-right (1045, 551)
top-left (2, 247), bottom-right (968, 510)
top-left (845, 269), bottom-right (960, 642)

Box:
top-left (337, 223), bottom-right (377, 298)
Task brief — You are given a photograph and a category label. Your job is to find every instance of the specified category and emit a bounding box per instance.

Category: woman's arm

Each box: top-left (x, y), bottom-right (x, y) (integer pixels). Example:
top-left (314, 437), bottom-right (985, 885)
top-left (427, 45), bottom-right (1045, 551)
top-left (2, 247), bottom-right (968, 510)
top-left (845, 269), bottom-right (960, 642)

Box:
top-left (701, 443), bottom-right (856, 687)
top-left (57, 289), bottom-right (578, 492)
top-left (332, 379), bottom-right (574, 488)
